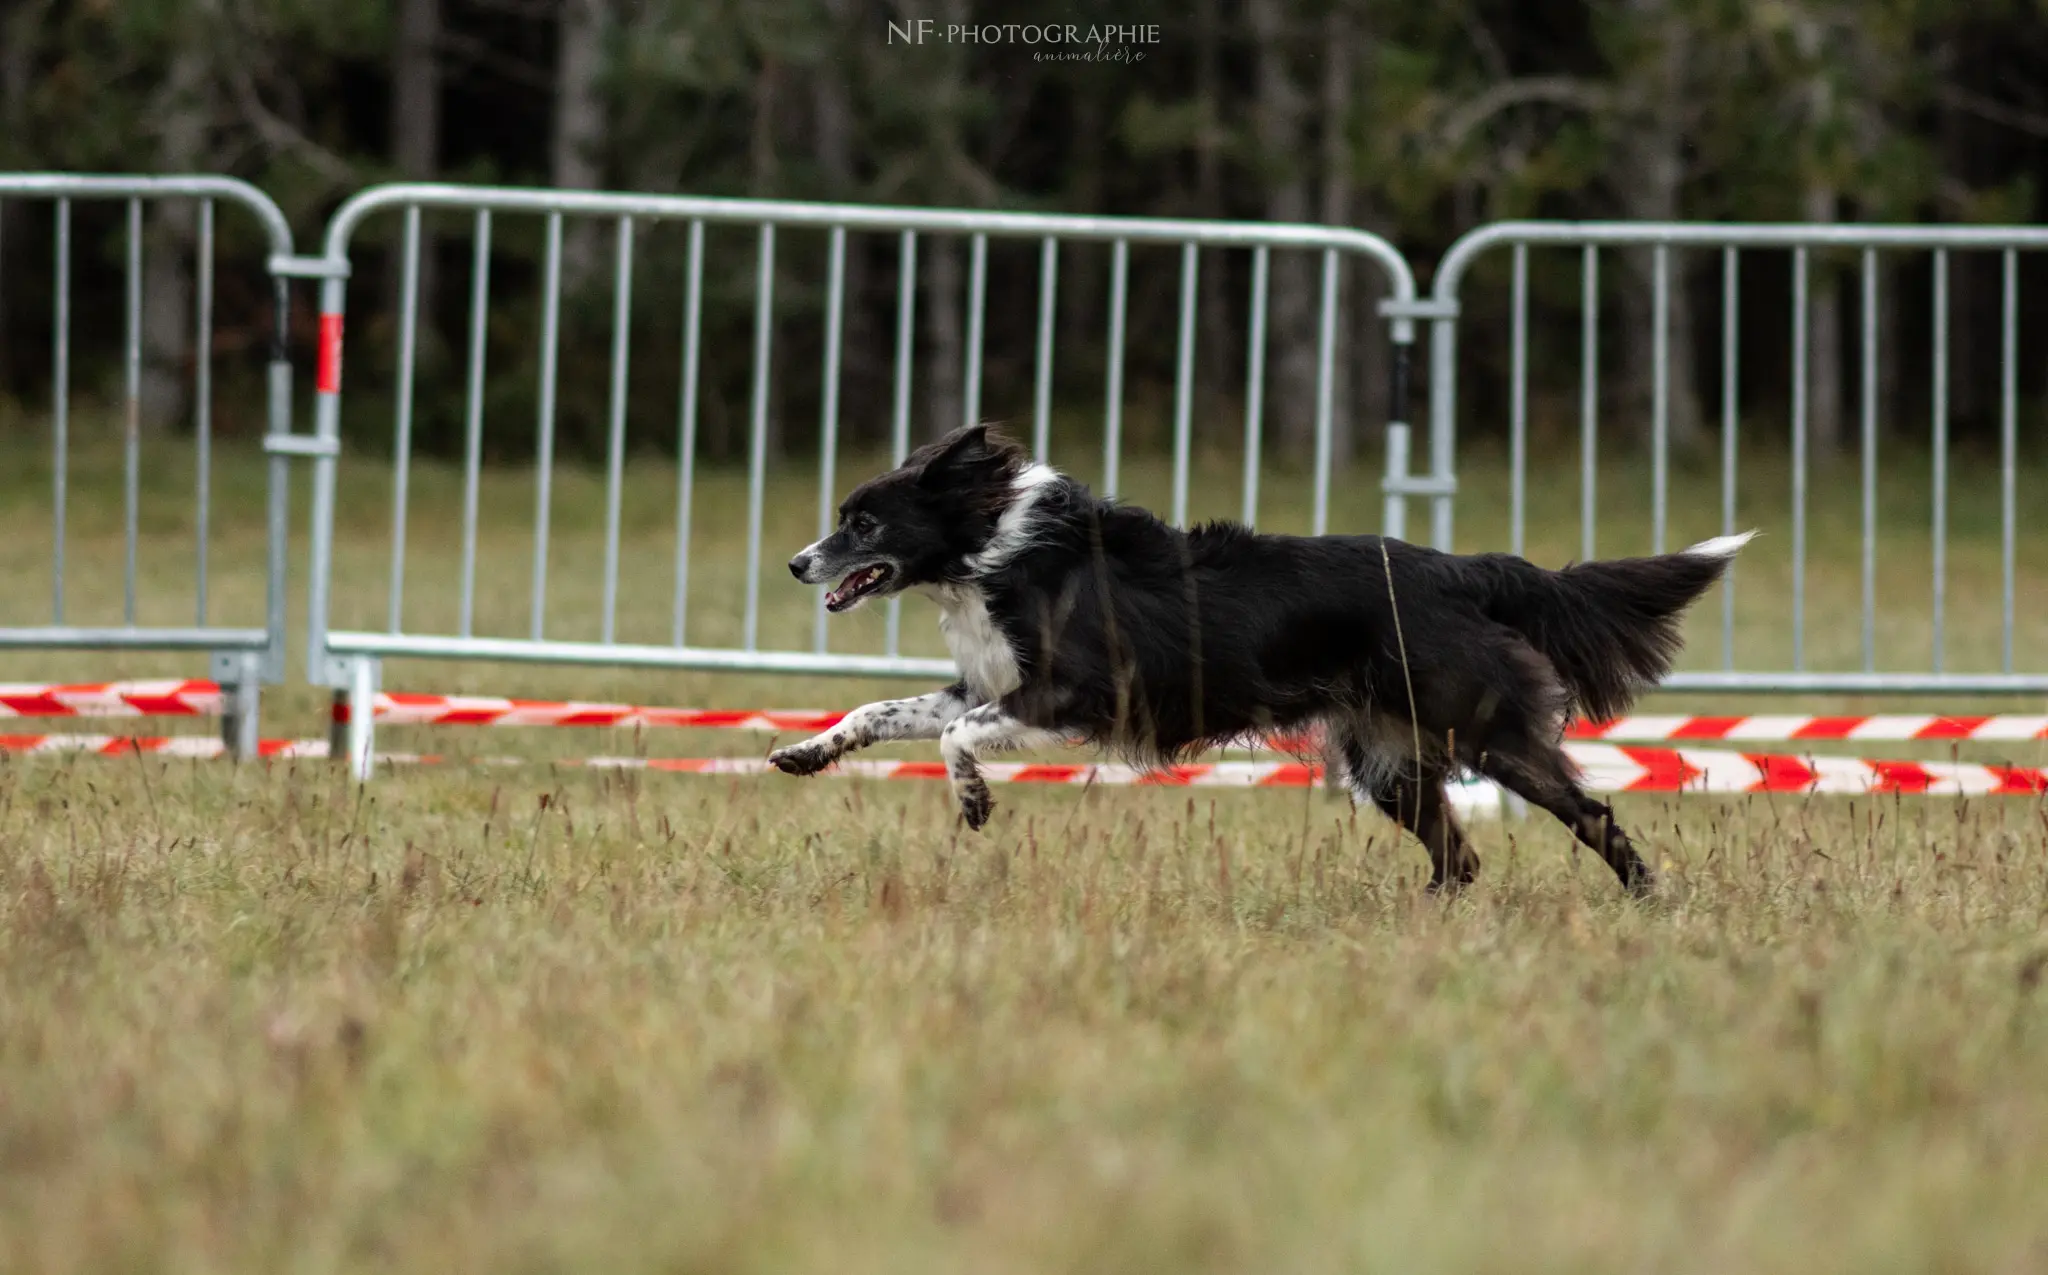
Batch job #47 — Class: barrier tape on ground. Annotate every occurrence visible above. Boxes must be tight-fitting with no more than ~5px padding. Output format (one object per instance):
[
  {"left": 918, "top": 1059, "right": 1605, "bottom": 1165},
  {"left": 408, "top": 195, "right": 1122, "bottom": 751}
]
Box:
[
  {"left": 352, "top": 693, "right": 2048, "bottom": 744},
  {"left": 1566, "top": 714, "right": 2048, "bottom": 742},
  {"left": 0, "top": 680, "right": 224, "bottom": 718},
  {"left": 2, "top": 734, "right": 2044, "bottom": 796},
  {"left": 364, "top": 692, "right": 844, "bottom": 732},
  {"left": 0, "top": 734, "right": 322, "bottom": 758},
  {"left": 1565, "top": 743, "right": 2048, "bottom": 796},
  {"left": 4, "top": 681, "right": 2043, "bottom": 745}
]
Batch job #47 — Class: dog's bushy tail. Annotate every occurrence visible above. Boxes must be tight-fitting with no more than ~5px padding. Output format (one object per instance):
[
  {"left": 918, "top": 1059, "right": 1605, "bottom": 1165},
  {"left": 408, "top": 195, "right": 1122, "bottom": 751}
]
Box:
[{"left": 1483, "top": 532, "right": 1755, "bottom": 723}]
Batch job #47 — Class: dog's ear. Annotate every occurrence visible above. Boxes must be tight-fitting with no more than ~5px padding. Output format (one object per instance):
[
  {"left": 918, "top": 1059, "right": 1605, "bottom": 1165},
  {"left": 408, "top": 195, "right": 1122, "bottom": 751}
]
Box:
[{"left": 916, "top": 423, "right": 994, "bottom": 487}]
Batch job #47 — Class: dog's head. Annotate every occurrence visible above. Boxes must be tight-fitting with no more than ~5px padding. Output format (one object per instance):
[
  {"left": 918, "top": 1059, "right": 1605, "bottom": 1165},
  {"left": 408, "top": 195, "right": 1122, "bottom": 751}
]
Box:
[{"left": 789, "top": 423, "right": 1037, "bottom": 612}]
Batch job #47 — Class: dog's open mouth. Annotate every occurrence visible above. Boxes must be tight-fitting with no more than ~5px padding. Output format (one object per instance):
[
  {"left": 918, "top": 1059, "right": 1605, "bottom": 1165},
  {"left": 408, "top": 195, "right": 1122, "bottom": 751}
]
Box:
[{"left": 825, "top": 563, "right": 894, "bottom": 612}]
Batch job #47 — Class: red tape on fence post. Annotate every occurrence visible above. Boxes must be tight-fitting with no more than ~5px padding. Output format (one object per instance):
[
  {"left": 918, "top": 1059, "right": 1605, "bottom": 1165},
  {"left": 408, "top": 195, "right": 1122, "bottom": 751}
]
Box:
[{"left": 316, "top": 313, "right": 345, "bottom": 394}]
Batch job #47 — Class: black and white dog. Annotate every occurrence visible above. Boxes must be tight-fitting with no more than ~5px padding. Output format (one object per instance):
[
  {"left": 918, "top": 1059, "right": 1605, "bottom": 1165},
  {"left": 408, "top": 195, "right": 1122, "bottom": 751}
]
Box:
[{"left": 773, "top": 423, "right": 1751, "bottom": 895}]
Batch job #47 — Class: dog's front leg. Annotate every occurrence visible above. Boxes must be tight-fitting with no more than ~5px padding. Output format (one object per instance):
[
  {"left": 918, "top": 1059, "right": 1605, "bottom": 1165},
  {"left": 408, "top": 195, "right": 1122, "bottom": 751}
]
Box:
[
  {"left": 938, "top": 701, "right": 1065, "bottom": 830},
  {"left": 769, "top": 682, "right": 975, "bottom": 776}
]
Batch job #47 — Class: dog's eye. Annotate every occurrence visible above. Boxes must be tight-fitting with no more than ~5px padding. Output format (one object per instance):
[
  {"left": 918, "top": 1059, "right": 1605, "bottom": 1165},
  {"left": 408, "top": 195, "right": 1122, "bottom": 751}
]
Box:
[{"left": 849, "top": 513, "right": 878, "bottom": 535}]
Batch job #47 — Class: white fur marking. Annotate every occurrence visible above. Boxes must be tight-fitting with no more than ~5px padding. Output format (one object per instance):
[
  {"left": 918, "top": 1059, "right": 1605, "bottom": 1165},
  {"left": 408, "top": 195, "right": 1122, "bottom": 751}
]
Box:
[
  {"left": 772, "top": 687, "right": 974, "bottom": 773},
  {"left": 1683, "top": 529, "right": 1758, "bottom": 560},
  {"left": 830, "top": 688, "right": 972, "bottom": 749},
  {"left": 915, "top": 463, "right": 1062, "bottom": 700},
  {"left": 941, "top": 703, "right": 1067, "bottom": 810},
  {"left": 964, "top": 463, "right": 1059, "bottom": 576},
  {"left": 925, "top": 583, "right": 1022, "bottom": 700}
]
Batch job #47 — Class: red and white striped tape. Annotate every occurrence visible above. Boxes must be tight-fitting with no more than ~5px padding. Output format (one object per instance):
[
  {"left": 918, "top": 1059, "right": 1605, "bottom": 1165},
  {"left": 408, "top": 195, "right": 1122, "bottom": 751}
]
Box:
[
  {"left": 1565, "top": 713, "right": 2048, "bottom": 743},
  {"left": 364, "top": 692, "right": 844, "bottom": 733},
  {"left": 0, "top": 680, "right": 223, "bottom": 719},
  {"left": 2, "top": 733, "right": 2043, "bottom": 796},
  {"left": 606, "top": 750, "right": 2048, "bottom": 795},
  {"left": 352, "top": 692, "right": 2048, "bottom": 744},
  {"left": 4, "top": 680, "right": 2044, "bottom": 750},
  {"left": 0, "top": 733, "right": 321, "bottom": 758},
  {"left": 1564, "top": 743, "right": 2047, "bottom": 796}
]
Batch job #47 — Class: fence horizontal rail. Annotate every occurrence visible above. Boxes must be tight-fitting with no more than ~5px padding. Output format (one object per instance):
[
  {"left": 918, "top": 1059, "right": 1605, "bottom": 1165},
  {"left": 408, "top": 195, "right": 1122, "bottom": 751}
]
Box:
[{"left": 317, "top": 183, "right": 1423, "bottom": 284}]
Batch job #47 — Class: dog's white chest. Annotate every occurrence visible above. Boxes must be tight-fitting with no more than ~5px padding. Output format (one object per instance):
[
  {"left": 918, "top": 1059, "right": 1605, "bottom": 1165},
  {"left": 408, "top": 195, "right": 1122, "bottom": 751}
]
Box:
[{"left": 927, "top": 585, "right": 1022, "bottom": 700}]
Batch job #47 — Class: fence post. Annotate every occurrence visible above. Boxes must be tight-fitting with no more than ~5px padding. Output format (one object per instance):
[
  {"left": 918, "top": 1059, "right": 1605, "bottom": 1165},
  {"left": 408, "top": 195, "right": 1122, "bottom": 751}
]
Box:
[
  {"left": 1377, "top": 298, "right": 1456, "bottom": 546},
  {"left": 213, "top": 650, "right": 262, "bottom": 758},
  {"left": 329, "top": 656, "right": 380, "bottom": 780}
]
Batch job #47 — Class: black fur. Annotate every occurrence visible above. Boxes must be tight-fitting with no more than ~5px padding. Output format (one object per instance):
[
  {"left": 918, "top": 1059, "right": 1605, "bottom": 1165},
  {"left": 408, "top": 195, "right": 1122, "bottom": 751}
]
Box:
[{"left": 782, "top": 424, "right": 1751, "bottom": 896}]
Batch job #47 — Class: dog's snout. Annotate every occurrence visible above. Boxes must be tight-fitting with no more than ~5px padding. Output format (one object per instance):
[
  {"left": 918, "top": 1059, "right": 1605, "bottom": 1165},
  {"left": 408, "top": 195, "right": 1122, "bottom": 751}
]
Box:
[{"left": 788, "top": 552, "right": 812, "bottom": 580}]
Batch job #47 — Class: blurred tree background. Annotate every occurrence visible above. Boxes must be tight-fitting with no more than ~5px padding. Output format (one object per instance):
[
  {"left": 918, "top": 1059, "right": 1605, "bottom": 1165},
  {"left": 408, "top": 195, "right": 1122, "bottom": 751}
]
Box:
[{"left": 1, "top": 0, "right": 2044, "bottom": 468}]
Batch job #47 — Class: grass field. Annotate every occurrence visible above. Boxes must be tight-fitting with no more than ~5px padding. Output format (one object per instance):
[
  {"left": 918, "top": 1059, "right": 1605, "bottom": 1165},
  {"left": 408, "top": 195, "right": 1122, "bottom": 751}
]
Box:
[{"left": 3, "top": 420, "right": 2047, "bottom": 1272}]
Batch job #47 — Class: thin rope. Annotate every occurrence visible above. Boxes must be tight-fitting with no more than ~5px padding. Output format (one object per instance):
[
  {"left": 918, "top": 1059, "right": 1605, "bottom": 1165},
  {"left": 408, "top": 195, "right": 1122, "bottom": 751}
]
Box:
[{"left": 1379, "top": 536, "right": 1425, "bottom": 790}]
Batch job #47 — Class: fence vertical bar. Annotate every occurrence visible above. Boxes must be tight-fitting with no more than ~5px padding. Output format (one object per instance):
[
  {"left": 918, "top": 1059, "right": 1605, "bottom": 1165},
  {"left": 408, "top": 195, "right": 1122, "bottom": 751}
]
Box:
[
  {"left": 814, "top": 225, "right": 847, "bottom": 652},
  {"left": 530, "top": 212, "right": 563, "bottom": 641},
  {"left": 1033, "top": 237, "right": 1057, "bottom": 465},
  {"left": 260, "top": 258, "right": 290, "bottom": 692},
  {"left": 1311, "top": 248, "right": 1339, "bottom": 536},
  {"left": 1999, "top": 247, "right": 2017, "bottom": 672},
  {"left": 1171, "top": 241, "right": 1198, "bottom": 527},
  {"left": 600, "top": 216, "right": 634, "bottom": 645},
  {"left": 1428, "top": 308, "right": 1455, "bottom": 551},
  {"left": 1791, "top": 246, "right": 1808, "bottom": 671},
  {"left": 1104, "top": 238, "right": 1129, "bottom": 499},
  {"left": 1242, "top": 246, "right": 1270, "bottom": 527},
  {"left": 1416, "top": 289, "right": 1452, "bottom": 549},
  {"left": 1860, "top": 249, "right": 1878, "bottom": 673},
  {"left": 458, "top": 209, "right": 491, "bottom": 639},
  {"left": 195, "top": 199, "right": 214, "bottom": 626},
  {"left": 1509, "top": 243, "right": 1528, "bottom": 557},
  {"left": 307, "top": 268, "right": 350, "bottom": 688},
  {"left": 387, "top": 204, "right": 422, "bottom": 633},
  {"left": 52, "top": 200, "right": 68, "bottom": 623},
  {"left": 672, "top": 219, "right": 704, "bottom": 646},
  {"left": 887, "top": 230, "right": 917, "bottom": 655},
  {"left": 743, "top": 223, "right": 775, "bottom": 652},
  {"left": 307, "top": 259, "right": 344, "bottom": 687},
  {"left": 1580, "top": 245, "right": 1598, "bottom": 563},
  {"left": 1721, "top": 247, "right": 1739, "bottom": 669},
  {"left": 1932, "top": 250, "right": 1949, "bottom": 673},
  {"left": 1651, "top": 243, "right": 1670, "bottom": 554},
  {"left": 964, "top": 232, "right": 987, "bottom": 429},
  {"left": 124, "top": 198, "right": 142, "bottom": 626}
]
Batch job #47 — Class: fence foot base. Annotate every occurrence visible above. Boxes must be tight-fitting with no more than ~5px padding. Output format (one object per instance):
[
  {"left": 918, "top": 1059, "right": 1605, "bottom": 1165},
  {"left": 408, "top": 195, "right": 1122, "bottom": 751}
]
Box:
[
  {"left": 211, "top": 651, "right": 263, "bottom": 760},
  {"left": 327, "top": 656, "right": 380, "bottom": 781}
]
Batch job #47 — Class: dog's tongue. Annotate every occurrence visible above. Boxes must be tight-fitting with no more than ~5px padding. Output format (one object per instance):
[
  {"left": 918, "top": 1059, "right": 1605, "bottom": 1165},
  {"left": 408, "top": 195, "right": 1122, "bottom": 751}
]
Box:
[{"left": 827, "top": 566, "right": 876, "bottom": 608}]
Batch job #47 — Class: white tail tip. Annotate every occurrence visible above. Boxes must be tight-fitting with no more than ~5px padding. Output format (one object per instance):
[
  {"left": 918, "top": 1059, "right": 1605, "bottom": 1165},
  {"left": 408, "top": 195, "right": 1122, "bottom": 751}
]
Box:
[{"left": 1683, "top": 529, "right": 1758, "bottom": 560}]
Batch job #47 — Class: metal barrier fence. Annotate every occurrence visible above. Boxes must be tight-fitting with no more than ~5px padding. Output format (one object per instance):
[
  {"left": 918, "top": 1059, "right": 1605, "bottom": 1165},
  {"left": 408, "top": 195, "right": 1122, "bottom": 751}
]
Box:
[
  {"left": 1422, "top": 222, "right": 2047, "bottom": 696},
  {"left": 0, "top": 174, "right": 323, "bottom": 753},
  {"left": 8, "top": 173, "right": 2042, "bottom": 770},
  {"left": 304, "top": 183, "right": 1422, "bottom": 776}
]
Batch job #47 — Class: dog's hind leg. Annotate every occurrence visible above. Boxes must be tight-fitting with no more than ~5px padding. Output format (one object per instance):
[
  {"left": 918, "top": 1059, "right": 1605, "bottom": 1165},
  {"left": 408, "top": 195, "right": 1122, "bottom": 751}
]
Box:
[
  {"left": 1366, "top": 770, "right": 1480, "bottom": 894},
  {"left": 1477, "top": 743, "right": 1656, "bottom": 896},
  {"left": 1333, "top": 717, "right": 1479, "bottom": 893}
]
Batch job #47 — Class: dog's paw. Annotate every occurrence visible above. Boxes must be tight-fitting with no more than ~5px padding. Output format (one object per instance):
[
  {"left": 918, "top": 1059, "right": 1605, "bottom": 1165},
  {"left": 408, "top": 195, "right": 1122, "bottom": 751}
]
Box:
[
  {"left": 955, "top": 779, "right": 995, "bottom": 831},
  {"left": 769, "top": 740, "right": 837, "bottom": 776}
]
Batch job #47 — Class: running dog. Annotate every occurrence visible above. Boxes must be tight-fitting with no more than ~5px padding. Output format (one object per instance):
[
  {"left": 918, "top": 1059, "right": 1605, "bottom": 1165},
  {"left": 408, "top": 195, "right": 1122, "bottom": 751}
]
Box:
[{"left": 772, "top": 423, "right": 1751, "bottom": 895}]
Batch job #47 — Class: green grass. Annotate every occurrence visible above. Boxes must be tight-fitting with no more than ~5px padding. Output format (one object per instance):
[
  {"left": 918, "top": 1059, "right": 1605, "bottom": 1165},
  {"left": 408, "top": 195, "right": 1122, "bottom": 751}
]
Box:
[
  {"left": 2, "top": 422, "right": 2048, "bottom": 1272},
  {"left": 5, "top": 756, "right": 2048, "bottom": 1272}
]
